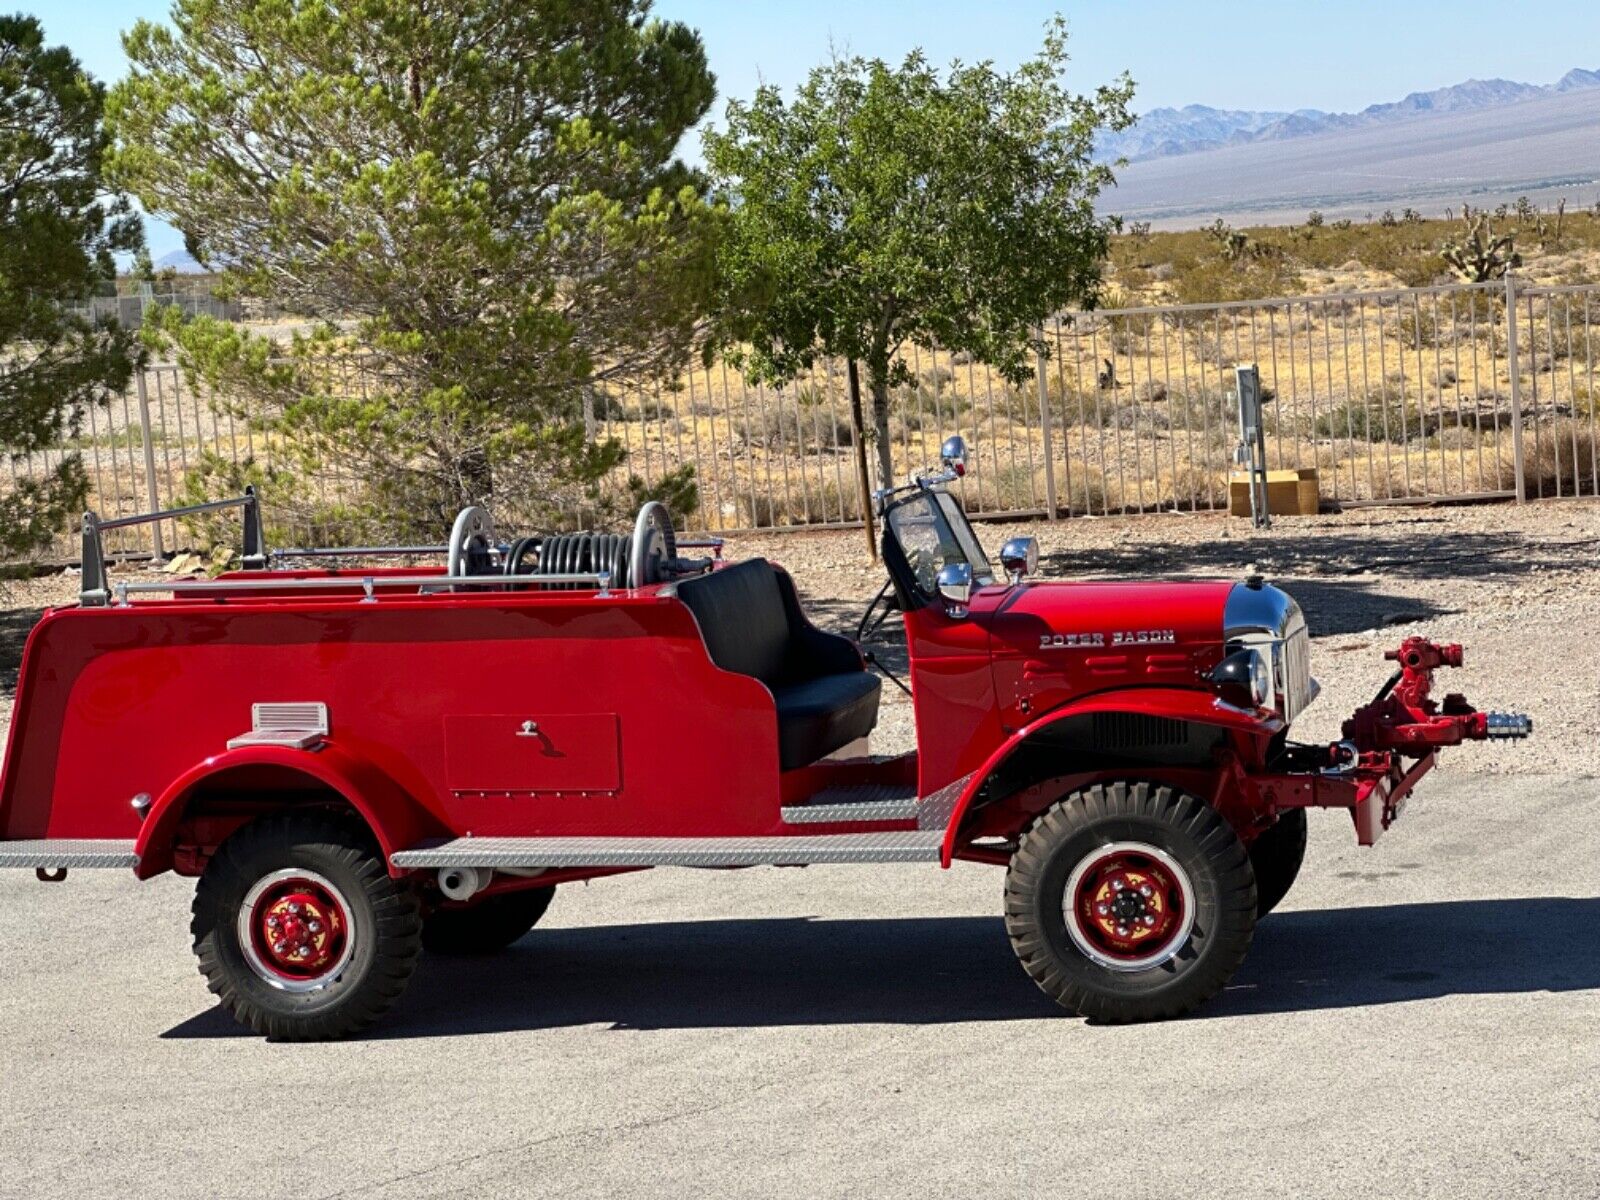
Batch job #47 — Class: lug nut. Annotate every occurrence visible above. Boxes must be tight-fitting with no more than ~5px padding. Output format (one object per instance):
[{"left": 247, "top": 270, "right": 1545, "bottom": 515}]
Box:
[
  {"left": 1116, "top": 925, "right": 1129, "bottom": 937},
  {"left": 1096, "top": 904, "right": 1109, "bottom": 916},
  {"left": 307, "top": 920, "right": 322, "bottom": 934},
  {"left": 1111, "top": 879, "right": 1124, "bottom": 891},
  {"left": 1143, "top": 915, "right": 1156, "bottom": 926},
  {"left": 265, "top": 916, "right": 279, "bottom": 929},
  {"left": 1139, "top": 885, "right": 1152, "bottom": 897},
  {"left": 273, "top": 940, "right": 287, "bottom": 955},
  {"left": 288, "top": 902, "right": 303, "bottom": 915}
]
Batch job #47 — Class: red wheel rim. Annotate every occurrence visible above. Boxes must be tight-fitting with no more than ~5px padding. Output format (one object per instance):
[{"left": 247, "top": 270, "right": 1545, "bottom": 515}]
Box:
[
  {"left": 237, "top": 869, "right": 354, "bottom": 992},
  {"left": 1063, "top": 842, "right": 1194, "bottom": 972}
]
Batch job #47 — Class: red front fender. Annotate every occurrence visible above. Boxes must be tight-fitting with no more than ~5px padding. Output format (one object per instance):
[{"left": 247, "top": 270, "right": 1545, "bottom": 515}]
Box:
[
  {"left": 134, "top": 741, "right": 440, "bottom": 879},
  {"left": 938, "top": 687, "right": 1281, "bottom": 867}
]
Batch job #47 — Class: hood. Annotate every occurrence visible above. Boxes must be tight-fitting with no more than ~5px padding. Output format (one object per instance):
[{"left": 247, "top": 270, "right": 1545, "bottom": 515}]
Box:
[
  {"left": 981, "top": 578, "right": 1236, "bottom": 653},
  {"left": 979, "top": 579, "right": 1237, "bottom": 727}
]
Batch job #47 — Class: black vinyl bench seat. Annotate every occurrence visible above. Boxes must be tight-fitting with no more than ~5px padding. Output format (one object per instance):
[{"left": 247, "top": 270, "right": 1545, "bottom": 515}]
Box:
[{"left": 675, "top": 559, "right": 881, "bottom": 770}]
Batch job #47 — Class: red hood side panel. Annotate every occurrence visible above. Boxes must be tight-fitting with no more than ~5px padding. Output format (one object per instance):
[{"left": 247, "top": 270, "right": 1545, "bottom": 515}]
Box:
[{"left": 986, "top": 579, "right": 1235, "bottom": 734}]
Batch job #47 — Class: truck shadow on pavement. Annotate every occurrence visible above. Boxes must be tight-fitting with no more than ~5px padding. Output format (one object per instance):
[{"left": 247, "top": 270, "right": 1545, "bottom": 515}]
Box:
[{"left": 162, "top": 896, "right": 1599, "bottom": 1038}]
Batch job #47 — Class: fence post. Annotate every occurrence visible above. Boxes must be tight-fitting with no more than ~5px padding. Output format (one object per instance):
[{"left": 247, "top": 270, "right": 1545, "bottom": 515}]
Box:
[
  {"left": 133, "top": 368, "right": 165, "bottom": 558},
  {"left": 1504, "top": 272, "right": 1526, "bottom": 503},
  {"left": 1035, "top": 329, "right": 1059, "bottom": 520}
]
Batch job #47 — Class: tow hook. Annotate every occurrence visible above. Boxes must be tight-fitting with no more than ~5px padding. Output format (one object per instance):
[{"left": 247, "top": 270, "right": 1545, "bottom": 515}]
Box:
[
  {"left": 35, "top": 868, "right": 67, "bottom": 883},
  {"left": 1320, "top": 741, "right": 1362, "bottom": 775}
]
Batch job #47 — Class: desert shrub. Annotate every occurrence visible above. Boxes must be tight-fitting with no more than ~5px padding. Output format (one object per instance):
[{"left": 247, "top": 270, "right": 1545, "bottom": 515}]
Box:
[
  {"left": 1164, "top": 459, "right": 1227, "bottom": 510},
  {"left": 625, "top": 464, "right": 699, "bottom": 521},
  {"left": 739, "top": 403, "right": 852, "bottom": 452},
  {"left": 738, "top": 475, "right": 863, "bottom": 527},
  {"left": 1514, "top": 418, "right": 1600, "bottom": 496},
  {"left": 1059, "top": 464, "right": 1109, "bottom": 515},
  {"left": 1311, "top": 391, "right": 1428, "bottom": 443},
  {"left": 971, "top": 463, "right": 1043, "bottom": 513}
]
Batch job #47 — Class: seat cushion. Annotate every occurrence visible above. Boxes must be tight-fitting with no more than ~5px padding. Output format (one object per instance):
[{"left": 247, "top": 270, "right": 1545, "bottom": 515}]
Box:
[
  {"left": 675, "top": 559, "right": 790, "bottom": 684},
  {"left": 771, "top": 672, "right": 882, "bottom": 771}
]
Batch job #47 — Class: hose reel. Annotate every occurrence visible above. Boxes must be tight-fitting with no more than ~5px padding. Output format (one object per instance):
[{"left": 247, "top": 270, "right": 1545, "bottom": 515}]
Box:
[{"left": 484, "top": 501, "right": 701, "bottom": 590}]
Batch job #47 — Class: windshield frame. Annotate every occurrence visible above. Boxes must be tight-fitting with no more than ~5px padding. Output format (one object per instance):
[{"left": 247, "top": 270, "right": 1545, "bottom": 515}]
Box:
[{"left": 882, "top": 484, "right": 995, "bottom": 604}]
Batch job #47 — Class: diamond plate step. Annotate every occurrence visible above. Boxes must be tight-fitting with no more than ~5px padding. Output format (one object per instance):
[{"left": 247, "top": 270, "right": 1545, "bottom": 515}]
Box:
[
  {"left": 0, "top": 839, "right": 139, "bottom": 869},
  {"left": 390, "top": 831, "right": 944, "bottom": 869},
  {"left": 781, "top": 782, "right": 920, "bottom": 825}
]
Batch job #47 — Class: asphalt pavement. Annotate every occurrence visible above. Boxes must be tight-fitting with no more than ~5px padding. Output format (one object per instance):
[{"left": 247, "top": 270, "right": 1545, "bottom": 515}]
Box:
[{"left": 1, "top": 771, "right": 1597, "bottom": 1200}]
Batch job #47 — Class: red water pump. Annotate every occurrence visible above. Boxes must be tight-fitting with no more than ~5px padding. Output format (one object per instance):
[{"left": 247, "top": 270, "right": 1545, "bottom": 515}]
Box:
[{"left": 1342, "top": 636, "right": 1532, "bottom": 754}]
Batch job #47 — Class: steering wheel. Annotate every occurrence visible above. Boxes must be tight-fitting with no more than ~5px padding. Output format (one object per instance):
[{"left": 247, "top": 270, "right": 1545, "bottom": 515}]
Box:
[
  {"left": 447, "top": 505, "right": 496, "bottom": 578},
  {"left": 630, "top": 501, "right": 677, "bottom": 587}
]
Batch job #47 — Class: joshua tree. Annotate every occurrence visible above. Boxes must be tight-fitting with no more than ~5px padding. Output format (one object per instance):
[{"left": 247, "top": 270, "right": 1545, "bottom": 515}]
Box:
[{"left": 1440, "top": 214, "right": 1520, "bottom": 282}]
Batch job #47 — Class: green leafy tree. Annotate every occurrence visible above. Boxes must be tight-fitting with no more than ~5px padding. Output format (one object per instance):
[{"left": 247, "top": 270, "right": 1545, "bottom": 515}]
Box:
[
  {"left": 108, "top": 0, "right": 718, "bottom": 539},
  {"left": 0, "top": 17, "right": 140, "bottom": 559},
  {"left": 704, "top": 18, "right": 1132, "bottom": 488}
]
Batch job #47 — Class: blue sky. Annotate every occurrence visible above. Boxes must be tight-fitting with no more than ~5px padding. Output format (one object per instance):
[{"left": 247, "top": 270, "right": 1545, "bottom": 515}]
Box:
[{"left": 41, "top": 0, "right": 1600, "bottom": 257}]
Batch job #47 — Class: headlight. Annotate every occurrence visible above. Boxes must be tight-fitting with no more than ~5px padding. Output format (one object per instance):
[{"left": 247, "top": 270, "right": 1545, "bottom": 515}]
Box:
[{"left": 1212, "top": 647, "right": 1273, "bottom": 710}]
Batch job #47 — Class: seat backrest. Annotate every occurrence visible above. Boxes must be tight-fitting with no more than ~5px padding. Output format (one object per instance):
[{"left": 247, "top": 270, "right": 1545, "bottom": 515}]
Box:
[{"left": 674, "top": 558, "right": 791, "bottom": 685}]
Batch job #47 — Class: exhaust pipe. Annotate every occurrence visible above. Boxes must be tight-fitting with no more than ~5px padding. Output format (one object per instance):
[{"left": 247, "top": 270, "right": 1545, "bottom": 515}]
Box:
[{"left": 437, "top": 865, "right": 491, "bottom": 901}]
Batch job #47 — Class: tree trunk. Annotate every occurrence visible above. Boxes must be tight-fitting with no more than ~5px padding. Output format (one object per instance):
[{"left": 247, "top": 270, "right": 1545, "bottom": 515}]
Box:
[
  {"left": 869, "top": 370, "right": 893, "bottom": 491},
  {"left": 846, "top": 359, "right": 878, "bottom": 561}
]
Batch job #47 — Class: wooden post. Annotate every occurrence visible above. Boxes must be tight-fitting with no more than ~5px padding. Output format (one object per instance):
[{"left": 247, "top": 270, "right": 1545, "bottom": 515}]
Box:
[{"left": 847, "top": 359, "right": 878, "bottom": 561}]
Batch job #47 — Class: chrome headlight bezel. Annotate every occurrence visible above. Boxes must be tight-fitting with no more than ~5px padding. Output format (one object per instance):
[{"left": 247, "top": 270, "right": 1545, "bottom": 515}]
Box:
[{"left": 1211, "top": 647, "right": 1272, "bottom": 709}]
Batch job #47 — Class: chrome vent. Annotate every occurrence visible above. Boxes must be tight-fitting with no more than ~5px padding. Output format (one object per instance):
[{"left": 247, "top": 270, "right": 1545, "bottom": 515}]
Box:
[{"left": 226, "top": 702, "right": 329, "bottom": 750}]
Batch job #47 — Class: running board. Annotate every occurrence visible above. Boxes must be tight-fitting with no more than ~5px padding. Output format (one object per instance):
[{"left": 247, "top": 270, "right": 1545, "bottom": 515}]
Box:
[
  {"left": 391, "top": 831, "right": 944, "bottom": 869},
  {"left": 781, "top": 782, "right": 919, "bottom": 825},
  {"left": 0, "top": 840, "right": 139, "bottom": 869}
]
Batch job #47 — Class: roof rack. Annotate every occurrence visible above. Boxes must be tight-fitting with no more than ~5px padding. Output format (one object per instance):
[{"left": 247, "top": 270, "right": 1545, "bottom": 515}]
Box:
[{"left": 80, "top": 488, "right": 266, "bottom": 607}]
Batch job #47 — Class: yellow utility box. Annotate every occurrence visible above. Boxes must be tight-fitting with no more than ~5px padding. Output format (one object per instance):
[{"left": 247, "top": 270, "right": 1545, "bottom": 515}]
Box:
[{"left": 1229, "top": 467, "right": 1320, "bottom": 517}]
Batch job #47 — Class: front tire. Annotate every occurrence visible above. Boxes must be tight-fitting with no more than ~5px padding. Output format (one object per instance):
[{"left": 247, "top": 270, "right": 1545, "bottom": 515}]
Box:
[
  {"left": 191, "top": 813, "right": 422, "bottom": 1041},
  {"left": 422, "top": 886, "right": 555, "bottom": 955},
  {"left": 1249, "top": 808, "right": 1308, "bottom": 917},
  {"left": 1004, "top": 781, "right": 1257, "bottom": 1023}
]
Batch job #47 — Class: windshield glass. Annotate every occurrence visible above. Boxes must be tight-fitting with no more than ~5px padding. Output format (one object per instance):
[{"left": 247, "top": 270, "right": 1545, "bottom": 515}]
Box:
[{"left": 886, "top": 488, "right": 994, "bottom": 596}]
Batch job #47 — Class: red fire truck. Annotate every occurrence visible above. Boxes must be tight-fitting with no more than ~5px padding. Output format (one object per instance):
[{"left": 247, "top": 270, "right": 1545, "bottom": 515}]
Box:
[{"left": 0, "top": 438, "right": 1529, "bottom": 1039}]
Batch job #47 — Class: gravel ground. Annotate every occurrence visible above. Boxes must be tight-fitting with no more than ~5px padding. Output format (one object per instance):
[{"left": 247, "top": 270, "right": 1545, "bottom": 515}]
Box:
[{"left": 3, "top": 499, "right": 1595, "bottom": 774}]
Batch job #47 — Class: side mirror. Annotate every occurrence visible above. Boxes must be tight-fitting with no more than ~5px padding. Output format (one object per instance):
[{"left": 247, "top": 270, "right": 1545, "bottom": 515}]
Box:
[
  {"left": 999, "top": 536, "right": 1039, "bottom": 584},
  {"left": 939, "top": 435, "right": 968, "bottom": 477},
  {"left": 937, "top": 561, "right": 974, "bottom": 615}
]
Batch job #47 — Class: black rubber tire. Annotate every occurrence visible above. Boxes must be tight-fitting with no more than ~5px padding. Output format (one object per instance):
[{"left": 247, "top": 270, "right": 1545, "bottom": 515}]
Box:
[
  {"left": 1249, "top": 808, "right": 1308, "bottom": 917},
  {"left": 422, "top": 886, "right": 556, "bottom": 956},
  {"left": 1004, "top": 781, "right": 1257, "bottom": 1023},
  {"left": 191, "top": 813, "right": 422, "bottom": 1041}
]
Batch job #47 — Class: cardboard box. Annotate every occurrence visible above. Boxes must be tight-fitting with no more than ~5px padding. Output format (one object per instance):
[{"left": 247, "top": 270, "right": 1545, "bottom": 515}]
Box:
[{"left": 1229, "top": 467, "right": 1320, "bottom": 517}]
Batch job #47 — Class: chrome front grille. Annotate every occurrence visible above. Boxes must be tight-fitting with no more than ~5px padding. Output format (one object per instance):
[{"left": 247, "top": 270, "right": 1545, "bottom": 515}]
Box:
[
  {"left": 1277, "top": 619, "right": 1314, "bottom": 723},
  {"left": 1224, "top": 582, "right": 1317, "bottom": 725}
]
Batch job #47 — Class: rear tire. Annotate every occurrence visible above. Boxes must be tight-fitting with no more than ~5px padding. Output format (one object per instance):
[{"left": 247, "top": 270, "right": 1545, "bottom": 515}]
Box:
[
  {"left": 1004, "top": 781, "right": 1257, "bottom": 1023},
  {"left": 422, "top": 886, "right": 555, "bottom": 956},
  {"left": 191, "top": 813, "right": 421, "bottom": 1041},
  {"left": 1249, "top": 808, "right": 1308, "bottom": 917}
]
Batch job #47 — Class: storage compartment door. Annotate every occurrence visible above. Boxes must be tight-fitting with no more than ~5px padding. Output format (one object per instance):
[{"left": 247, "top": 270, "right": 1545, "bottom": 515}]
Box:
[{"left": 444, "top": 714, "right": 622, "bottom": 794}]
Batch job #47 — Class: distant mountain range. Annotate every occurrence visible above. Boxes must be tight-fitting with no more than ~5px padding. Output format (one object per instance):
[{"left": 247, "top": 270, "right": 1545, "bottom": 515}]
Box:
[
  {"left": 1100, "top": 68, "right": 1600, "bottom": 162},
  {"left": 154, "top": 246, "right": 204, "bottom": 273}
]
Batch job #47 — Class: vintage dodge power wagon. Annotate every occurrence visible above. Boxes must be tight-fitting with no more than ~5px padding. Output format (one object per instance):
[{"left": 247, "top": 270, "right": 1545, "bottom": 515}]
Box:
[{"left": 0, "top": 437, "right": 1529, "bottom": 1039}]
